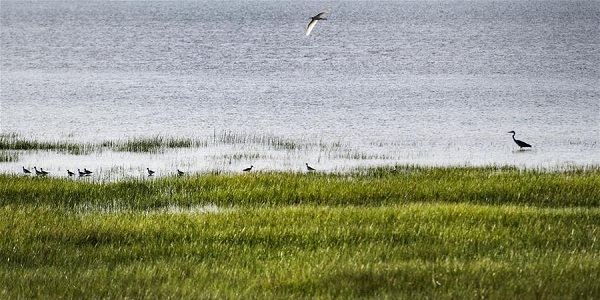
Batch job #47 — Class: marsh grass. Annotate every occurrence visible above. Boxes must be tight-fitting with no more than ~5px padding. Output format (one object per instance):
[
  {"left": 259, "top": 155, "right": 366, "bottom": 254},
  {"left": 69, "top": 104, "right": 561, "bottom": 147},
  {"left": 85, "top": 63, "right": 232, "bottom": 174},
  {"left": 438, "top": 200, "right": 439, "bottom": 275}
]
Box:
[
  {"left": 1, "top": 204, "right": 598, "bottom": 299},
  {"left": 0, "top": 150, "right": 18, "bottom": 162},
  {"left": 0, "top": 134, "right": 90, "bottom": 155},
  {"left": 1, "top": 166, "right": 598, "bottom": 299},
  {"left": 114, "top": 136, "right": 208, "bottom": 152},
  {"left": 1, "top": 166, "right": 598, "bottom": 209},
  {"left": 0, "top": 132, "right": 344, "bottom": 155},
  {"left": 217, "top": 131, "right": 303, "bottom": 150}
]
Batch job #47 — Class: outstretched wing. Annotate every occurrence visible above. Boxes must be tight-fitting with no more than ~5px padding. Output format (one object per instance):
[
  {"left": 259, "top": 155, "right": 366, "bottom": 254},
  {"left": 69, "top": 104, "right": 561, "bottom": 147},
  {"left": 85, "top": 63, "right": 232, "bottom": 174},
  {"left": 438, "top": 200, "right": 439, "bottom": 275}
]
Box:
[
  {"left": 313, "top": 11, "right": 327, "bottom": 19},
  {"left": 306, "top": 19, "right": 319, "bottom": 36}
]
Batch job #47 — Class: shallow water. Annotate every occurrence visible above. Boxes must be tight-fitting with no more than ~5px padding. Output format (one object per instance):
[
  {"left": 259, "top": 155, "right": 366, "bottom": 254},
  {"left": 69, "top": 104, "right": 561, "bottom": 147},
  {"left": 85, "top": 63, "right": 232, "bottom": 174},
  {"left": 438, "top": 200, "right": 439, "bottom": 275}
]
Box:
[{"left": 1, "top": 0, "right": 598, "bottom": 177}]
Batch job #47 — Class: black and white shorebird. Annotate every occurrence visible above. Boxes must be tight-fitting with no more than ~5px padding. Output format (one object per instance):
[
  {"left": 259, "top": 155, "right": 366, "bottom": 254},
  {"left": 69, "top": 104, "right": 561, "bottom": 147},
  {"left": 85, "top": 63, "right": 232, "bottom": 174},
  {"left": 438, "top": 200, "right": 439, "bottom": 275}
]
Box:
[
  {"left": 177, "top": 169, "right": 185, "bottom": 176},
  {"left": 306, "top": 163, "right": 316, "bottom": 171},
  {"left": 84, "top": 168, "right": 93, "bottom": 175},
  {"left": 34, "top": 167, "right": 46, "bottom": 176},
  {"left": 508, "top": 131, "right": 532, "bottom": 150},
  {"left": 67, "top": 170, "right": 75, "bottom": 177},
  {"left": 23, "top": 166, "right": 32, "bottom": 175},
  {"left": 147, "top": 168, "right": 155, "bottom": 176},
  {"left": 243, "top": 165, "right": 253, "bottom": 172},
  {"left": 306, "top": 11, "right": 327, "bottom": 36},
  {"left": 39, "top": 168, "right": 49, "bottom": 176},
  {"left": 78, "top": 169, "right": 87, "bottom": 177}
]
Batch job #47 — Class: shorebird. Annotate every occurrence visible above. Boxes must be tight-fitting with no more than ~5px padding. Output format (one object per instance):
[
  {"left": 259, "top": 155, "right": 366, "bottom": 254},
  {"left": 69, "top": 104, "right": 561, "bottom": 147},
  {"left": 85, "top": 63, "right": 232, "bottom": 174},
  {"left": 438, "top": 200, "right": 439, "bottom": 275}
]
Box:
[
  {"left": 84, "top": 168, "right": 93, "bottom": 175},
  {"left": 34, "top": 167, "right": 45, "bottom": 176},
  {"left": 177, "top": 169, "right": 185, "bottom": 176},
  {"left": 306, "top": 163, "right": 316, "bottom": 171},
  {"left": 243, "top": 165, "right": 253, "bottom": 172},
  {"left": 78, "top": 169, "right": 87, "bottom": 177},
  {"left": 147, "top": 168, "right": 155, "bottom": 176},
  {"left": 23, "top": 166, "right": 32, "bottom": 174},
  {"left": 508, "top": 131, "right": 532, "bottom": 150},
  {"left": 67, "top": 170, "right": 75, "bottom": 177},
  {"left": 306, "top": 11, "right": 327, "bottom": 36},
  {"left": 39, "top": 168, "right": 49, "bottom": 176}
]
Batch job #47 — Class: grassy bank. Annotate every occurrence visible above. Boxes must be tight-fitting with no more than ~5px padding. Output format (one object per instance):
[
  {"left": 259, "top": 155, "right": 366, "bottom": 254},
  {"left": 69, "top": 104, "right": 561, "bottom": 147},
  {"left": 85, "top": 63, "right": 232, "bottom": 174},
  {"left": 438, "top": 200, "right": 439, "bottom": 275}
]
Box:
[
  {"left": 1, "top": 166, "right": 598, "bottom": 299},
  {"left": 2, "top": 166, "right": 598, "bottom": 209}
]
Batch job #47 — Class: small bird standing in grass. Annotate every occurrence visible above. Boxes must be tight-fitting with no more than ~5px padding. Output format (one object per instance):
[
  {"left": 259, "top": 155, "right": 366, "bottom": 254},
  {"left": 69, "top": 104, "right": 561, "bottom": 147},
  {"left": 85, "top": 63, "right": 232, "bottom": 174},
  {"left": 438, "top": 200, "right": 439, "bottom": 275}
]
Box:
[
  {"left": 23, "top": 166, "right": 31, "bottom": 175},
  {"left": 147, "top": 168, "right": 155, "bottom": 176},
  {"left": 306, "top": 163, "right": 316, "bottom": 171},
  {"left": 177, "top": 169, "right": 185, "bottom": 176},
  {"left": 243, "top": 165, "right": 253, "bottom": 172},
  {"left": 67, "top": 170, "right": 75, "bottom": 177}
]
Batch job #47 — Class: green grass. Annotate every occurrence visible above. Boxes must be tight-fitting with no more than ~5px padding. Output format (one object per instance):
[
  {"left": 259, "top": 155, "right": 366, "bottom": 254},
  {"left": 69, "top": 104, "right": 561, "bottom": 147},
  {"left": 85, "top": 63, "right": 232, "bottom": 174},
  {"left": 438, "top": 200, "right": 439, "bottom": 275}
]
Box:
[
  {"left": 2, "top": 166, "right": 598, "bottom": 209},
  {"left": 0, "top": 134, "right": 89, "bottom": 155},
  {"left": 0, "top": 150, "right": 18, "bottom": 162},
  {"left": 1, "top": 166, "right": 599, "bottom": 299},
  {"left": 0, "top": 132, "right": 319, "bottom": 154}
]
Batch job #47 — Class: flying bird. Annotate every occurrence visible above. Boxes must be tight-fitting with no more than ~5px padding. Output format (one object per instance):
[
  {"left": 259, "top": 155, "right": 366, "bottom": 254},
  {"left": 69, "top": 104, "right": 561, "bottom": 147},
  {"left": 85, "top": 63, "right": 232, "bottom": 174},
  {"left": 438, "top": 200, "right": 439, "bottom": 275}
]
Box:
[
  {"left": 306, "top": 11, "right": 327, "bottom": 36},
  {"left": 508, "top": 131, "right": 532, "bottom": 149},
  {"left": 306, "top": 163, "right": 316, "bottom": 171},
  {"left": 243, "top": 165, "right": 253, "bottom": 172}
]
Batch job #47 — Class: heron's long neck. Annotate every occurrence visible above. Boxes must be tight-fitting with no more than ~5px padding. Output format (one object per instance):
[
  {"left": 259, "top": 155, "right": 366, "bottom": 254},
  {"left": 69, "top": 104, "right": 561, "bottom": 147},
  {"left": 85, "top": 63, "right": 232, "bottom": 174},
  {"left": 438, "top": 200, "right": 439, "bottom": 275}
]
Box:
[{"left": 512, "top": 133, "right": 516, "bottom": 141}]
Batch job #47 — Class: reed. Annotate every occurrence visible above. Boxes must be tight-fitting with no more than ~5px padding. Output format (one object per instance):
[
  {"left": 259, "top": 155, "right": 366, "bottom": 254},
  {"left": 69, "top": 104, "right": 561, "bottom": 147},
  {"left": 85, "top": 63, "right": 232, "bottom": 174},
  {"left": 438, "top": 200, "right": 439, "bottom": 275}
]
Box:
[{"left": 0, "top": 150, "right": 18, "bottom": 162}]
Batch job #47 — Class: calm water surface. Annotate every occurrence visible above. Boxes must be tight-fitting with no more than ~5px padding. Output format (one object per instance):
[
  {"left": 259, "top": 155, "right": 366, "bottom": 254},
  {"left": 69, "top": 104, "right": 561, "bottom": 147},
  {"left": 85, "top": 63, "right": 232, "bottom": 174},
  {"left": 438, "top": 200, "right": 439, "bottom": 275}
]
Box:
[{"left": 1, "top": 0, "right": 598, "bottom": 177}]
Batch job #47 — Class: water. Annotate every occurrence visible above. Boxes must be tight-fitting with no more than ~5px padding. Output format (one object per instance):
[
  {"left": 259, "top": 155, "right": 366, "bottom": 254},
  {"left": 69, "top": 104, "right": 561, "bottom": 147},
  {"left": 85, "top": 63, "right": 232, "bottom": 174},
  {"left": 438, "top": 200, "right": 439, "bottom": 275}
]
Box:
[{"left": 1, "top": 0, "right": 599, "bottom": 178}]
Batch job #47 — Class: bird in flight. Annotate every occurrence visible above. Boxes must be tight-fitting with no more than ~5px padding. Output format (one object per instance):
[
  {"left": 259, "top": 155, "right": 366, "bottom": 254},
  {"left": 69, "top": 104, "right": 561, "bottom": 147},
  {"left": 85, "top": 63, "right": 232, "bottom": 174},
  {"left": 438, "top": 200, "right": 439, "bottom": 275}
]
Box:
[
  {"left": 306, "top": 11, "right": 328, "bottom": 36},
  {"left": 508, "top": 131, "right": 532, "bottom": 150}
]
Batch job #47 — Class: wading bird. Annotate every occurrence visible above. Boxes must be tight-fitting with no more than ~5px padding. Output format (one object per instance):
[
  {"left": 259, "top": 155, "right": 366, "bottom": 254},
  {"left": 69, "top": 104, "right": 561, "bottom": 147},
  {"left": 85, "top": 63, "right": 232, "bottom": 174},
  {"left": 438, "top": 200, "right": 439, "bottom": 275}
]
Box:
[
  {"left": 306, "top": 163, "right": 316, "bottom": 171},
  {"left": 67, "top": 170, "right": 75, "bottom": 177},
  {"left": 306, "top": 11, "right": 327, "bottom": 36},
  {"left": 243, "top": 165, "right": 253, "bottom": 172},
  {"left": 147, "top": 168, "right": 155, "bottom": 176},
  {"left": 23, "top": 166, "right": 31, "bottom": 174},
  {"left": 177, "top": 169, "right": 185, "bottom": 176},
  {"left": 34, "top": 167, "right": 45, "bottom": 176},
  {"left": 78, "top": 169, "right": 87, "bottom": 177},
  {"left": 84, "top": 168, "right": 93, "bottom": 175},
  {"left": 508, "top": 131, "right": 532, "bottom": 149},
  {"left": 39, "top": 168, "right": 49, "bottom": 176}
]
